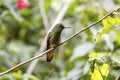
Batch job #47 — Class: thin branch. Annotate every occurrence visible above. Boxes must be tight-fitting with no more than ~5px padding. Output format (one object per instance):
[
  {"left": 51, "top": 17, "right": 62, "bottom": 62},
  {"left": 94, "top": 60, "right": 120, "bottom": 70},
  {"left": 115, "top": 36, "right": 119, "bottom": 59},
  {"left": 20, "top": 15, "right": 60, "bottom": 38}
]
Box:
[
  {"left": 0, "top": 48, "right": 54, "bottom": 76},
  {"left": 25, "top": 36, "right": 47, "bottom": 75},
  {"left": 39, "top": 0, "right": 50, "bottom": 31},
  {"left": 59, "top": 8, "right": 116, "bottom": 46},
  {"left": 46, "top": 67, "right": 55, "bottom": 80},
  {"left": 0, "top": 8, "right": 118, "bottom": 76}
]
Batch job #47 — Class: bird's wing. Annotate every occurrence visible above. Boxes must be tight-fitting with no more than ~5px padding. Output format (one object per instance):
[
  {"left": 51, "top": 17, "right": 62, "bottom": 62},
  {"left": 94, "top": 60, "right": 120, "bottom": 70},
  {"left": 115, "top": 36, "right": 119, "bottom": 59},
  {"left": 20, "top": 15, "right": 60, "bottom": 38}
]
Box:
[{"left": 46, "top": 32, "right": 54, "bottom": 62}]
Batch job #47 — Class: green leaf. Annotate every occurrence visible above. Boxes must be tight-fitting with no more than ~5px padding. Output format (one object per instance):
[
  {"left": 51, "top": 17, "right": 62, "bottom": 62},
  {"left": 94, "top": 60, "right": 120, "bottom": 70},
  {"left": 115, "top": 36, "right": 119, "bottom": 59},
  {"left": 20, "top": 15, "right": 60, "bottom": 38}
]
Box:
[
  {"left": 12, "top": 71, "right": 22, "bottom": 79},
  {"left": 89, "top": 54, "right": 109, "bottom": 80},
  {"left": 90, "top": 63, "right": 109, "bottom": 80},
  {"left": 90, "top": 63, "right": 103, "bottom": 80},
  {"left": 24, "top": 74, "right": 39, "bottom": 80},
  {"left": 115, "top": 30, "right": 120, "bottom": 45},
  {"left": 97, "top": 16, "right": 120, "bottom": 41},
  {"left": 88, "top": 52, "right": 104, "bottom": 63},
  {"left": 89, "top": 52, "right": 103, "bottom": 58},
  {"left": 100, "top": 63, "right": 109, "bottom": 77},
  {"left": 89, "top": 52, "right": 109, "bottom": 79}
]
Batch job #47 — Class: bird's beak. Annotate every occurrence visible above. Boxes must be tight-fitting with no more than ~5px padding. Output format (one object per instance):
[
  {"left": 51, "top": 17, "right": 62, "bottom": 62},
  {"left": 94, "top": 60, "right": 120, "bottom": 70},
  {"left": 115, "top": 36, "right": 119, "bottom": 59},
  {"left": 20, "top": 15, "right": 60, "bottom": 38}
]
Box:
[{"left": 64, "top": 27, "right": 71, "bottom": 28}]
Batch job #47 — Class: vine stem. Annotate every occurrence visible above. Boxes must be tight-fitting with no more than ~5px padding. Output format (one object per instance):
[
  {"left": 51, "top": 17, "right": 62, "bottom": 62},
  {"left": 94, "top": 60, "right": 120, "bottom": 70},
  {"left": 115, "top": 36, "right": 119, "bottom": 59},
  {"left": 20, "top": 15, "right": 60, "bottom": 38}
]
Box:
[{"left": 0, "top": 8, "right": 118, "bottom": 76}]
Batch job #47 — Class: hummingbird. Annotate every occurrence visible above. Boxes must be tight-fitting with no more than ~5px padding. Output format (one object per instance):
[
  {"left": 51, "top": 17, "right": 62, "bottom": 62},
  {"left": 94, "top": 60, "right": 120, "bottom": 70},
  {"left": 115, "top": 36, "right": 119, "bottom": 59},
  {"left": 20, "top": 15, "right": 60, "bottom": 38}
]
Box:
[{"left": 46, "top": 23, "right": 66, "bottom": 62}]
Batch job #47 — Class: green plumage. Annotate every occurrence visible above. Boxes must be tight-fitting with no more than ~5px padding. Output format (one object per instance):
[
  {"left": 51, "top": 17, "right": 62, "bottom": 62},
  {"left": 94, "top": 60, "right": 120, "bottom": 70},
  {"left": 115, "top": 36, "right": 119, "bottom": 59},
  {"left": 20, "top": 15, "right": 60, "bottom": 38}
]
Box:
[{"left": 46, "top": 23, "right": 65, "bottom": 62}]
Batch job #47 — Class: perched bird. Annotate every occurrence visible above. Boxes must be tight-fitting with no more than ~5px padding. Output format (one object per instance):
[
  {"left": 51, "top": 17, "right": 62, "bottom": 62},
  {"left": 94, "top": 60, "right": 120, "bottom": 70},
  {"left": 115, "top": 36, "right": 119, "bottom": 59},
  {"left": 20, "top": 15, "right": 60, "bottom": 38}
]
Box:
[{"left": 46, "top": 23, "right": 65, "bottom": 62}]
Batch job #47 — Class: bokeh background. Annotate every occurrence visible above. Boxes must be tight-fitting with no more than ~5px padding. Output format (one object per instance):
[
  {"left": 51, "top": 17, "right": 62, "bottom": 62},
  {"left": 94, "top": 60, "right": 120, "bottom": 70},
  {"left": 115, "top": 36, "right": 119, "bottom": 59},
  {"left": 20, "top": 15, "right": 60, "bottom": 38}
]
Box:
[{"left": 0, "top": 0, "right": 120, "bottom": 80}]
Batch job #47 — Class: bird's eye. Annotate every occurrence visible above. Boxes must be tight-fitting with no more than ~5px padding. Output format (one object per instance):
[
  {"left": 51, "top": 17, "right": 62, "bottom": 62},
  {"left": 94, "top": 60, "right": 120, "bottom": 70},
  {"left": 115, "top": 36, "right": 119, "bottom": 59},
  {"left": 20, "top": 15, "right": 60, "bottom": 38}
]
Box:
[{"left": 60, "top": 25, "right": 64, "bottom": 27}]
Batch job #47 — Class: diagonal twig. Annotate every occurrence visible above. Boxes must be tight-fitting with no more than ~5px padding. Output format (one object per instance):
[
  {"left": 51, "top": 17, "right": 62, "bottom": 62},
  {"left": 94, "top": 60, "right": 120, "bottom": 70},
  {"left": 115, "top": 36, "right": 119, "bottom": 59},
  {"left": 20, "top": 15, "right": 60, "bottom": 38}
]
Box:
[{"left": 46, "top": 67, "right": 55, "bottom": 80}]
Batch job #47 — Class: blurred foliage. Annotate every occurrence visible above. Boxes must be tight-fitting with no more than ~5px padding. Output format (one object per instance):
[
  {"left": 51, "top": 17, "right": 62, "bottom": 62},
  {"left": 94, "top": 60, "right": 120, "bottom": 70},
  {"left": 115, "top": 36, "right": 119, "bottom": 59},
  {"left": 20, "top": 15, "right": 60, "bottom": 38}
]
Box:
[
  {"left": 97, "top": 16, "right": 120, "bottom": 41},
  {"left": 0, "top": 0, "right": 120, "bottom": 80},
  {"left": 89, "top": 53, "right": 109, "bottom": 80}
]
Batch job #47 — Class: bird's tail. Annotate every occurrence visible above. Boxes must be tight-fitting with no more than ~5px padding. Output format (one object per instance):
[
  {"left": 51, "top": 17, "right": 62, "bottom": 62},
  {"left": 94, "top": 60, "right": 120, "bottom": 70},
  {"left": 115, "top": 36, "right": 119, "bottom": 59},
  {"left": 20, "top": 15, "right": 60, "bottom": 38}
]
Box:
[{"left": 47, "top": 49, "right": 54, "bottom": 62}]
